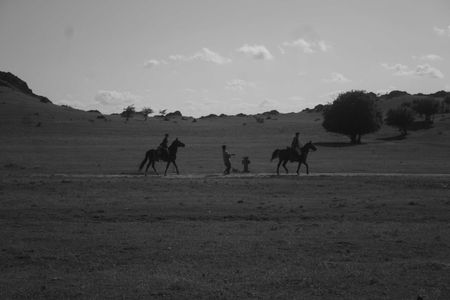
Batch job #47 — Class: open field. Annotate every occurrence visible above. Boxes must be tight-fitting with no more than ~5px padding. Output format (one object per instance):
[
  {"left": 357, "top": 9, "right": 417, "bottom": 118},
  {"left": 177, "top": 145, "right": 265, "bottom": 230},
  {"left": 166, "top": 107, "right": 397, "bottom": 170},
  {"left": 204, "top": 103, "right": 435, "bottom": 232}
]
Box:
[
  {"left": 1, "top": 175, "right": 450, "bottom": 299},
  {"left": 1, "top": 87, "right": 450, "bottom": 299}
]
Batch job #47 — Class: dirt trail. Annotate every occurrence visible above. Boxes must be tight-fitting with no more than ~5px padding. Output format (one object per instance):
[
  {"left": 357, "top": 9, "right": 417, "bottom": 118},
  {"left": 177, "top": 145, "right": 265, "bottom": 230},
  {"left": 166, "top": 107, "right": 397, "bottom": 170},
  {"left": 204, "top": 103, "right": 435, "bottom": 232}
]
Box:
[{"left": 29, "top": 172, "right": 450, "bottom": 179}]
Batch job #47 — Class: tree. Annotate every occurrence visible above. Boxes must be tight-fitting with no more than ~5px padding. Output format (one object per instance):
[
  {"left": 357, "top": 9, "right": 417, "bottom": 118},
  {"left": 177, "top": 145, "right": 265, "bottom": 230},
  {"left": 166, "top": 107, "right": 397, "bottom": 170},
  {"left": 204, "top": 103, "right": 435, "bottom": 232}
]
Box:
[
  {"left": 322, "top": 90, "right": 382, "bottom": 144},
  {"left": 444, "top": 95, "right": 450, "bottom": 106},
  {"left": 385, "top": 107, "right": 415, "bottom": 136},
  {"left": 411, "top": 97, "right": 440, "bottom": 123},
  {"left": 443, "top": 95, "right": 450, "bottom": 113},
  {"left": 122, "top": 105, "right": 135, "bottom": 122},
  {"left": 141, "top": 107, "right": 154, "bottom": 121},
  {"left": 159, "top": 109, "right": 167, "bottom": 116}
]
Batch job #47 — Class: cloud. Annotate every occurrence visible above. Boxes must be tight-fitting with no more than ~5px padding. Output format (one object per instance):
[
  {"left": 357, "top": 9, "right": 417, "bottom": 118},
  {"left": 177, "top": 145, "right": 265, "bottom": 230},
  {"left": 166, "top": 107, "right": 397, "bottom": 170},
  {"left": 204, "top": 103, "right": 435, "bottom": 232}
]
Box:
[
  {"left": 282, "top": 38, "right": 331, "bottom": 54},
  {"left": 321, "top": 90, "right": 345, "bottom": 101},
  {"left": 412, "top": 54, "right": 443, "bottom": 61},
  {"left": 236, "top": 44, "right": 274, "bottom": 60},
  {"left": 94, "top": 90, "right": 142, "bottom": 108},
  {"left": 288, "top": 96, "right": 304, "bottom": 102},
  {"left": 381, "top": 63, "right": 409, "bottom": 74},
  {"left": 433, "top": 25, "right": 450, "bottom": 37},
  {"left": 324, "top": 72, "right": 351, "bottom": 83},
  {"left": 382, "top": 63, "right": 444, "bottom": 79},
  {"left": 414, "top": 64, "right": 444, "bottom": 79},
  {"left": 169, "top": 48, "right": 231, "bottom": 65},
  {"left": 143, "top": 59, "right": 166, "bottom": 68},
  {"left": 278, "top": 46, "right": 286, "bottom": 55},
  {"left": 317, "top": 40, "right": 331, "bottom": 52},
  {"left": 225, "top": 79, "right": 256, "bottom": 91}
]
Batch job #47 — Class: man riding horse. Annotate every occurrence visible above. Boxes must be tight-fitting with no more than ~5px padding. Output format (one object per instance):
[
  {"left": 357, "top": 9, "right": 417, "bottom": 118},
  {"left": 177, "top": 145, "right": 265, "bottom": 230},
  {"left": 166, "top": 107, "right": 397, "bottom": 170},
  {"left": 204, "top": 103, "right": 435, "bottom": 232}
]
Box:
[
  {"left": 290, "top": 132, "right": 302, "bottom": 161},
  {"left": 157, "top": 133, "right": 169, "bottom": 160}
]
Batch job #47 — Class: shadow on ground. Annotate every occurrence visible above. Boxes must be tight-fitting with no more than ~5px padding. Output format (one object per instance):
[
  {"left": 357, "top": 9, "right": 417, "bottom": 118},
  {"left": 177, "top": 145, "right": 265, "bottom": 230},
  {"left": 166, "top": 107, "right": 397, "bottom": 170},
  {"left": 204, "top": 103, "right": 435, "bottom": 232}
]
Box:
[{"left": 377, "top": 135, "right": 406, "bottom": 141}]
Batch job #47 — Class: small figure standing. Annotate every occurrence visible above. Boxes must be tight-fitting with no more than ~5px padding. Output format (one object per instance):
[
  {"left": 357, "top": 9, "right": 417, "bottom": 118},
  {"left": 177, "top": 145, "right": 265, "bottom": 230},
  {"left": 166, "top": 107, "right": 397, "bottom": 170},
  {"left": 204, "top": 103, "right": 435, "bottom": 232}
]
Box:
[
  {"left": 291, "top": 132, "right": 302, "bottom": 157},
  {"left": 222, "top": 145, "right": 235, "bottom": 175},
  {"left": 242, "top": 156, "right": 251, "bottom": 173}
]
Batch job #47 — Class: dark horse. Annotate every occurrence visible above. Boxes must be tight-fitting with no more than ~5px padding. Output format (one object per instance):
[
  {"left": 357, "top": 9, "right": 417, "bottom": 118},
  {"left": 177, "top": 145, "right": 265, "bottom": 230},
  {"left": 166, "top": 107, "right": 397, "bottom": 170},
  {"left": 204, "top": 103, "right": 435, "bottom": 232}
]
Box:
[
  {"left": 139, "top": 138, "right": 185, "bottom": 176},
  {"left": 271, "top": 141, "right": 317, "bottom": 175}
]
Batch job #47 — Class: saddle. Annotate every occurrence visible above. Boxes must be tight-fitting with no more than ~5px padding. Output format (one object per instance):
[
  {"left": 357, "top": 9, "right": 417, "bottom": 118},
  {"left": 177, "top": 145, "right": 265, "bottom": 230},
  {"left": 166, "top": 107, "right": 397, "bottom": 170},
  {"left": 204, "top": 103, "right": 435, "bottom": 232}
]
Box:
[
  {"left": 287, "top": 147, "right": 301, "bottom": 162},
  {"left": 157, "top": 146, "right": 169, "bottom": 161}
]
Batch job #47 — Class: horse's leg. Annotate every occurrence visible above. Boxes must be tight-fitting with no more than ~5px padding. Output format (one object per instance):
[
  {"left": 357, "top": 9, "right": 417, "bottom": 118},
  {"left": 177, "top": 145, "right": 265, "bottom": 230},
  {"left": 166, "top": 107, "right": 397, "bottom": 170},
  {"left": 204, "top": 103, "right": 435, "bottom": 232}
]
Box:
[
  {"left": 171, "top": 160, "right": 179, "bottom": 175},
  {"left": 282, "top": 160, "right": 288, "bottom": 174},
  {"left": 151, "top": 160, "right": 159, "bottom": 175},
  {"left": 296, "top": 162, "right": 302, "bottom": 175},
  {"left": 145, "top": 157, "right": 151, "bottom": 176},
  {"left": 276, "top": 159, "right": 282, "bottom": 175},
  {"left": 304, "top": 162, "right": 309, "bottom": 174},
  {"left": 164, "top": 161, "right": 171, "bottom": 176}
]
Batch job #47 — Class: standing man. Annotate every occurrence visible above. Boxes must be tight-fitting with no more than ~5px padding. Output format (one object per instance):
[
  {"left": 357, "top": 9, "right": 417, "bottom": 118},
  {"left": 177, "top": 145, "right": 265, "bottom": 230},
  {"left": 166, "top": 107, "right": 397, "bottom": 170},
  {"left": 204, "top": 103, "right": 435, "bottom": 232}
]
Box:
[
  {"left": 222, "top": 145, "right": 235, "bottom": 175},
  {"left": 291, "top": 132, "right": 302, "bottom": 157}
]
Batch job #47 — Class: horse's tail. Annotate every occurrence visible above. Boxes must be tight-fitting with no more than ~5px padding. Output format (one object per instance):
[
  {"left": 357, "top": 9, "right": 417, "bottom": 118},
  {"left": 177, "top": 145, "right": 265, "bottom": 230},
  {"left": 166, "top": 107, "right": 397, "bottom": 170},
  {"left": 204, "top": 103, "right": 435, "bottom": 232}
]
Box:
[
  {"left": 139, "top": 150, "right": 150, "bottom": 171},
  {"left": 271, "top": 149, "right": 280, "bottom": 161}
]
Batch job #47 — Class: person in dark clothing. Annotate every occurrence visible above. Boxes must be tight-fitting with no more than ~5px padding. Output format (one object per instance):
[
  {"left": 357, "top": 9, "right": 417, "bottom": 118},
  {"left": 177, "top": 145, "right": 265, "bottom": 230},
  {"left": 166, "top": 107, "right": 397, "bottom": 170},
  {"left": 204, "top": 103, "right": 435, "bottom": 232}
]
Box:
[
  {"left": 158, "top": 133, "right": 169, "bottom": 160},
  {"left": 291, "top": 132, "right": 302, "bottom": 157},
  {"left": 222, "top": 145, "right": 235, "bottom": 175}
]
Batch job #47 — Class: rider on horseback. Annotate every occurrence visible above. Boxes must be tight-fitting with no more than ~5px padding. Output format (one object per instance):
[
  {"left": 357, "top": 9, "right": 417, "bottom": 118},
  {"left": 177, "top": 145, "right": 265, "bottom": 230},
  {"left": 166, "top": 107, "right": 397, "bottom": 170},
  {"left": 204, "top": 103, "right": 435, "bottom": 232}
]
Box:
[
  {"left": 158, "top": 133, "right": 169, "bottom": 160},
  {"left": 290, "top": 132, "right": 302, "bottom": 160}
]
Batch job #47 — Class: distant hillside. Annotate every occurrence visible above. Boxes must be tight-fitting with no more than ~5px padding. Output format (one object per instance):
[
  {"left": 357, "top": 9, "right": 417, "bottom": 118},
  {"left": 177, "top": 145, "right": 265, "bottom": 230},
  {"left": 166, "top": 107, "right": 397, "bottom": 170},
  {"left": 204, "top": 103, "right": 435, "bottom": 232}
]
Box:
[
  {"left": 0, "top": 71, "right": 52, "bottom": 104},
  {"left": 303, "top": 90, "right": 450, "bottom": 113},
  {"left": 0, "top": 71, "right": 103, "bottom": 128},
  {"left": 2, "top": 71, "right": 449, "bottom": 127}
]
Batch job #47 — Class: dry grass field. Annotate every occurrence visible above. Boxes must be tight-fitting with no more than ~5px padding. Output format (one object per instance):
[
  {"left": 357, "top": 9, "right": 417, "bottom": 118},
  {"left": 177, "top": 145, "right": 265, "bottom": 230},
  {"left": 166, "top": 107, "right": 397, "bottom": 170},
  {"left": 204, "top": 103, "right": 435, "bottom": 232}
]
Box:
[{"left": 1, "top": 85, "right": 450, "bottom": 299}]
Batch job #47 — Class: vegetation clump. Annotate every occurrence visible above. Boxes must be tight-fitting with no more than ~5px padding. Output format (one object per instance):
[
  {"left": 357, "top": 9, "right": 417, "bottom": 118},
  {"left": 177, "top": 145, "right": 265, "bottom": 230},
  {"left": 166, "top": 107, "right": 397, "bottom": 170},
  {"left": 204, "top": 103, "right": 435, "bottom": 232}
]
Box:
[
  {"left": 322, "top": 90, "right": 382, "bottom": 144},
  {"left": 121, "top": 105, "right": 135, "bottom": 122},
  {"left": 166, "top": 110, "right": 182, "bottom": 118},
  {"left": 385, "top": 107, "right": 415, "bottom": 136},
  {"left": 262, "top": 110, "right": 280, "bottom": 116},
  {"left": 411, "top": 97, "right": 440, "bottom": 123},
  {"left": 141, "top": 107, "right": 154, "bottom": 121},
  {"left": 382, "top": 90, "right": 410, "bottom": 99}
]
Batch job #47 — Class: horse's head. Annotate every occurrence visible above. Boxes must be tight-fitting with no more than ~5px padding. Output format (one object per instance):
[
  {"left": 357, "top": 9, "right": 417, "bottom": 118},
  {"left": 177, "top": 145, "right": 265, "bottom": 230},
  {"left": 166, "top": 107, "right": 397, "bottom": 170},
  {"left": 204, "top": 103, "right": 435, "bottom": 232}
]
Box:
[
  {"left": 171, "top": 138, "right": 185, "bottom": 148},
  {"left": 303, "top": 141, "right": 317, "bottom": 152}
]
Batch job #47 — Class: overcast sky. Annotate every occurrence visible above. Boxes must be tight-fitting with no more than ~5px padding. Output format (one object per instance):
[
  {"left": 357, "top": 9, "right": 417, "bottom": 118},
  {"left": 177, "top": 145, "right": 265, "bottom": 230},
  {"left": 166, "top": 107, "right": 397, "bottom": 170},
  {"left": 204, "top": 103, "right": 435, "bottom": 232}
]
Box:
[{"left": 1, "top": 0, "right": 449, "bottom": 116}]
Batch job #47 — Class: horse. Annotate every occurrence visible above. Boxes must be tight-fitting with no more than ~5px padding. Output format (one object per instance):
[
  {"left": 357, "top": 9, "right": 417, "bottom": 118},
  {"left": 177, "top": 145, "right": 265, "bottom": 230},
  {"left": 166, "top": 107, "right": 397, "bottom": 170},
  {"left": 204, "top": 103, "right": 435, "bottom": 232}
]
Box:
[
  {"left": 271, "top": 141, "right": 317, "bottom": 175},
  {"left": 139, "top": 138, "right": 185, "bottom": 176}
]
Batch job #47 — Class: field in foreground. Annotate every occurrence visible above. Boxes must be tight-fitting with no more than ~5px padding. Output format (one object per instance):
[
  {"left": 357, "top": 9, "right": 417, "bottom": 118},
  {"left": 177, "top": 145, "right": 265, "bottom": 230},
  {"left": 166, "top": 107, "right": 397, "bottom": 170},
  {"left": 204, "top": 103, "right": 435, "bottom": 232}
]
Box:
[{"left": 1, "top": 175, "right": 449, "bottom": 299}]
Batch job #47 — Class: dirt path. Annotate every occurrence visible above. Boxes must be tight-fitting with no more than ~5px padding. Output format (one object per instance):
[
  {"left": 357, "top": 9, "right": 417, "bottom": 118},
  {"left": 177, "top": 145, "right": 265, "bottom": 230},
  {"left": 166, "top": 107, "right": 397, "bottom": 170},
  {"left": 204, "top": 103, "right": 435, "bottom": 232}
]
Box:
[{"left": 29, "top": 172, "right": 450, "bottom": 179}]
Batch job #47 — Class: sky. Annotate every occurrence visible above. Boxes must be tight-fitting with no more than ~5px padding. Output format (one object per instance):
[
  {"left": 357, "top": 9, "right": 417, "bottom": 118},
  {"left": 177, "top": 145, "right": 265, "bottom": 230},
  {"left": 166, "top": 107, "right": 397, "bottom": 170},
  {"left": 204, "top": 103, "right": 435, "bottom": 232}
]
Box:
[{"left": 1, "top": 0, "right": 450, "bottom": 117}]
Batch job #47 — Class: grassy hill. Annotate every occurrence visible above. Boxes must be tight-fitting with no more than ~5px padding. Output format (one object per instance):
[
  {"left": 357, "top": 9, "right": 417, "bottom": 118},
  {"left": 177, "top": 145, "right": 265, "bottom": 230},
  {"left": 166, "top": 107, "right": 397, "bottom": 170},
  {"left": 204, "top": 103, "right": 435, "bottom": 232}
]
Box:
[
  {"left": 1, "top": 72, "right": 449, "bottom": 176},
  {"left": 2, "top": 73, "right": 450, "bottom": 299}
]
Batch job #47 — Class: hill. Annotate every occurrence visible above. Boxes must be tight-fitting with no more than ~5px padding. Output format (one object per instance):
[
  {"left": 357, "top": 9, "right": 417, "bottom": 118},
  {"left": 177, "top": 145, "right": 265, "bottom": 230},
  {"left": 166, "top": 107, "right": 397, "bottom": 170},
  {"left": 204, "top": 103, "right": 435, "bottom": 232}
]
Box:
[
  {"left": 1, "top": 72, "right": 449, "bottom": 176},
  {"left": 0, "top": 71, "right": 104, "bottom": 129}
]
